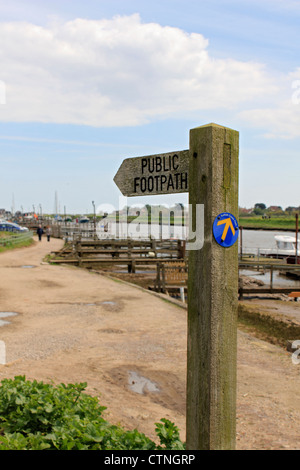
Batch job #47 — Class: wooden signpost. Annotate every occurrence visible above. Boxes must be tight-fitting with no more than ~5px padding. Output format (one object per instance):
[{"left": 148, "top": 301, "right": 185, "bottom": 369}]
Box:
[
  {"left": 114, "top": 123, "right": 239, "bottom": 450},
  {"left": 114, "top": 149, "right": 189, "bottom": 197}
]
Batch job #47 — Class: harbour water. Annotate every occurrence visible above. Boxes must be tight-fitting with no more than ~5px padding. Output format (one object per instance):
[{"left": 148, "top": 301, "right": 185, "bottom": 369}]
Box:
[
  {"left": 240, "top": 229, "right": 300, "bottom": 288},
  {"left": 97, "top": 220, "right": 188, "bottom": 240},
  {"left": 240, "top": 229, "right": 296, "bottom": 254},
  {"left": 97, "top": 223, "right": 295, "bottom": 251}
]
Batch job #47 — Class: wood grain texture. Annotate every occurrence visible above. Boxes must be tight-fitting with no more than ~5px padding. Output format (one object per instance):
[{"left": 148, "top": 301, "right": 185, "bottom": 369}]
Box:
[{"left": 186, "top": 123, "right": 239, "bottom": 450}]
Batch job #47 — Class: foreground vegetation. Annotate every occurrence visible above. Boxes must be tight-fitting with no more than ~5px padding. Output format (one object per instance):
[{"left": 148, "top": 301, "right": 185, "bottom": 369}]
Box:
[{"left": 0, "top": 376, "right": 185, "bottom": 450}]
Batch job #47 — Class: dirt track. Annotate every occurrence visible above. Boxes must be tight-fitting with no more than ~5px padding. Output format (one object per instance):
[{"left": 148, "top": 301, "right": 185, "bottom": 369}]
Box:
[{"left": 0, "top": 236, "right": 300, "bottom": 449}]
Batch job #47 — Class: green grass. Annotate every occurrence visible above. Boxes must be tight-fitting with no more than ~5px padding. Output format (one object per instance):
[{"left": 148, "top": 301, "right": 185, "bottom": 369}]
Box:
[
  {"left": 0, "top": 231, "right": 14, "bottom": 239},
  {"left": 239, "top": 216, "right": 298, "bottom": 231},
  {"left": 0, "top": 232, "right": 34, "bottom": 253}
]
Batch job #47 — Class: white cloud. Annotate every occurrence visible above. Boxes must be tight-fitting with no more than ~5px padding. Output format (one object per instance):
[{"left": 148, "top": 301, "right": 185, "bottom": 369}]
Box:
[
  {"left": 238, "top": 69, "right": 300, "bottom": 139},
  {"left": 0, "top": 14, "right": 280, "bottom": 127},
  {"left": 239, "top": 102, "right": 300, "bottom": 139}
]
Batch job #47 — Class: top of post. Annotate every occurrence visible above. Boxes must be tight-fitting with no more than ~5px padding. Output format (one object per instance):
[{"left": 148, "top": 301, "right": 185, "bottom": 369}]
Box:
[{"left": 190, "top": 122, "right": 239, "bottom": 133}]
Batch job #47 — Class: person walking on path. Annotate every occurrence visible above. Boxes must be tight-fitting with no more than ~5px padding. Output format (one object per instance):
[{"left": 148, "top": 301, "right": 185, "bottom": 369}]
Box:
[
  {"left": 37, "top": 225, "right": 44, "bottom": 241},
  {"left": 46, "top": 226, "right": 52, "bottom": 242}
]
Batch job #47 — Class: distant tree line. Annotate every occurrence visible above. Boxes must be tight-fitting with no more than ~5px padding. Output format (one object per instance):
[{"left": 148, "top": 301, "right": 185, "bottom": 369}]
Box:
[{"left": 239, "top": 203, "right": 300, "bottom": 217}]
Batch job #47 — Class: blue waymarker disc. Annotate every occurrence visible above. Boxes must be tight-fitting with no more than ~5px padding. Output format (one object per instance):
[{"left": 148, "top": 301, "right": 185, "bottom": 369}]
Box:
[{"left": 213, "top": 212, "right": 239, "bottom": 248}]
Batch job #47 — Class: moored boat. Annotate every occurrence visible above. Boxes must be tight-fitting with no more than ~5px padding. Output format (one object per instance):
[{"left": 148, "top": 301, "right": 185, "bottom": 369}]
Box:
[{"left": 260, "top": 235, "right": 300, "bottom": 259}]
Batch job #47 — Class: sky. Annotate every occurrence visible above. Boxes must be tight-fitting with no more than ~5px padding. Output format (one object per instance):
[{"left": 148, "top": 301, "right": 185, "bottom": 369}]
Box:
[{"left": 0, "top": 0, "right": 300, "bottom": 214}]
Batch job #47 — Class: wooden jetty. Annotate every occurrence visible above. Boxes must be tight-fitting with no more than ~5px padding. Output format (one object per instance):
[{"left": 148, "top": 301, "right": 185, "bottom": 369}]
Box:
[
  {"left": 239, "top": 261, "right": 300, "bottom": 299},
  {"left": 47, "top": 235, "right": 300, "bottom": 300},
  {"left": 151, "top": 259, "right": 300, "bottom": 299},
  {"left": 49, "top": 238, "right": 186, "bottom": 273}
]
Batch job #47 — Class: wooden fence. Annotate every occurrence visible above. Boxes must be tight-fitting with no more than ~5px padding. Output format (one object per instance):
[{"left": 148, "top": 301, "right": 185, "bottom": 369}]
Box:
[
  {"left": 152, "top": 261, "right": 188, "bottom": 294},
  {"left": 0, "top": 231, "right": 33, "bottom": 247},
  {"left": 238, "top": 261, "right": 300, "bottom": 299},
  {"left": 151, "top": 259, "right": 300, "bottom": 301}
]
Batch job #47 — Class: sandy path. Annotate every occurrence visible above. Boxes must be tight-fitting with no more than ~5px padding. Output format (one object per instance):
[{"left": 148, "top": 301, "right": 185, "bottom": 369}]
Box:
[{"left": 0, "top": 237, "right": 300, "bottom": 449}]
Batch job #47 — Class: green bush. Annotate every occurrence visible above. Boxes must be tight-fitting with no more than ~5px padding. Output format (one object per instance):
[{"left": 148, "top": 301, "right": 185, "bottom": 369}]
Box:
[{"left": 0, "top": 376, "right": 185, "bottom": 450}]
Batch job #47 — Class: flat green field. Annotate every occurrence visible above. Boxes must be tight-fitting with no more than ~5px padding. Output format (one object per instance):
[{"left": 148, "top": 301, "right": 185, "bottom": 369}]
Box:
[{"left": 239, "top": 217, "right": 298, "bottom": 231}]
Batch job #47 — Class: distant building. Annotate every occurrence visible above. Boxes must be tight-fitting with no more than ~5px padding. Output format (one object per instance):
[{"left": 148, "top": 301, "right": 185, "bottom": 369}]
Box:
[
  {"left": 239, "top": 207, "right": 253, "bottom": 215},
  {"left": 285, "top": 206, "right": 300, "bottom": 213}
]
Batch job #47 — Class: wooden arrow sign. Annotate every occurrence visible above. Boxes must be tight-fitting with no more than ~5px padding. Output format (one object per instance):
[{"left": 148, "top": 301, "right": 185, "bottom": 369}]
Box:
[{"left": 114, "top": 149, "right": 189, "bottom": 196}]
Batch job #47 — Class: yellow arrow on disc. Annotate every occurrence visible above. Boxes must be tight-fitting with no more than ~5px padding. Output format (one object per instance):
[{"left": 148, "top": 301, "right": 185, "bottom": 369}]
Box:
[{"left": 217, "top": 217, "right": 236, "bottom": 242}]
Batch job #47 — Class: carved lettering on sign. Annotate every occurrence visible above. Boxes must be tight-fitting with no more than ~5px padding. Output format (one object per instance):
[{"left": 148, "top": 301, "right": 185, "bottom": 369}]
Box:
[{"left": 114, "top": 150, "right": 189, "bottom": 196}]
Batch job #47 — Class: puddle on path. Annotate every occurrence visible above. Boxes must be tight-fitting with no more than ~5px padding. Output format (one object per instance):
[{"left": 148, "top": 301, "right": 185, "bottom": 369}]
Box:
[
  {"left": 0, "top": 312, "right": 18, "bottom": 327},
  {"left": 5, "top": 265, "right": 36, "bottom": 269},
  {"left": 101, "top": 301, "right": 116, "bottom": 306},
  {"left": 128, "top": 371, "right": 160, "bottom": 395}
]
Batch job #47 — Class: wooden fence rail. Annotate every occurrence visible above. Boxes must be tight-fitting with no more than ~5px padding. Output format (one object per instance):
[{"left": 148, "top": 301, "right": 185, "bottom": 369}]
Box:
[
  {"left": 50, "top": 238, "right": 186, "bottom": 272},
  {"left": 152, "top": 260, "right": 300, "bottom": 300},
  {"left": 153, "top": 261, "right": 188, "bottom": 294}
]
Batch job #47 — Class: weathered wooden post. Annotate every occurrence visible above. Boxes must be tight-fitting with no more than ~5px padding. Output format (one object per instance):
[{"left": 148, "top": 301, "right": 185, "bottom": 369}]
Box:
[
  {"left": 113, "top": 122, "right": 239, "bottom": 450},
  {"left": 187, "top": 123, "right": 239, "bottom": 450}
]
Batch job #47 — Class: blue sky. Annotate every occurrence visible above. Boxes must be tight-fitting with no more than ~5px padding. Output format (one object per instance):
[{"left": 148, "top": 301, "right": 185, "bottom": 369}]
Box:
[{"left": 0, "top": 0, "right": 300, "bottom": 214}]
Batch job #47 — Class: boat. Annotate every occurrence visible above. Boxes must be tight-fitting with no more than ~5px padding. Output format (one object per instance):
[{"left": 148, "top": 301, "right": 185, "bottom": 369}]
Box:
[
  {"left": 261, "top": 235, "right": 300, "bottom": 259},
  {"left": 78, "top": 217, "right": 90, "bottom": 224}
]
